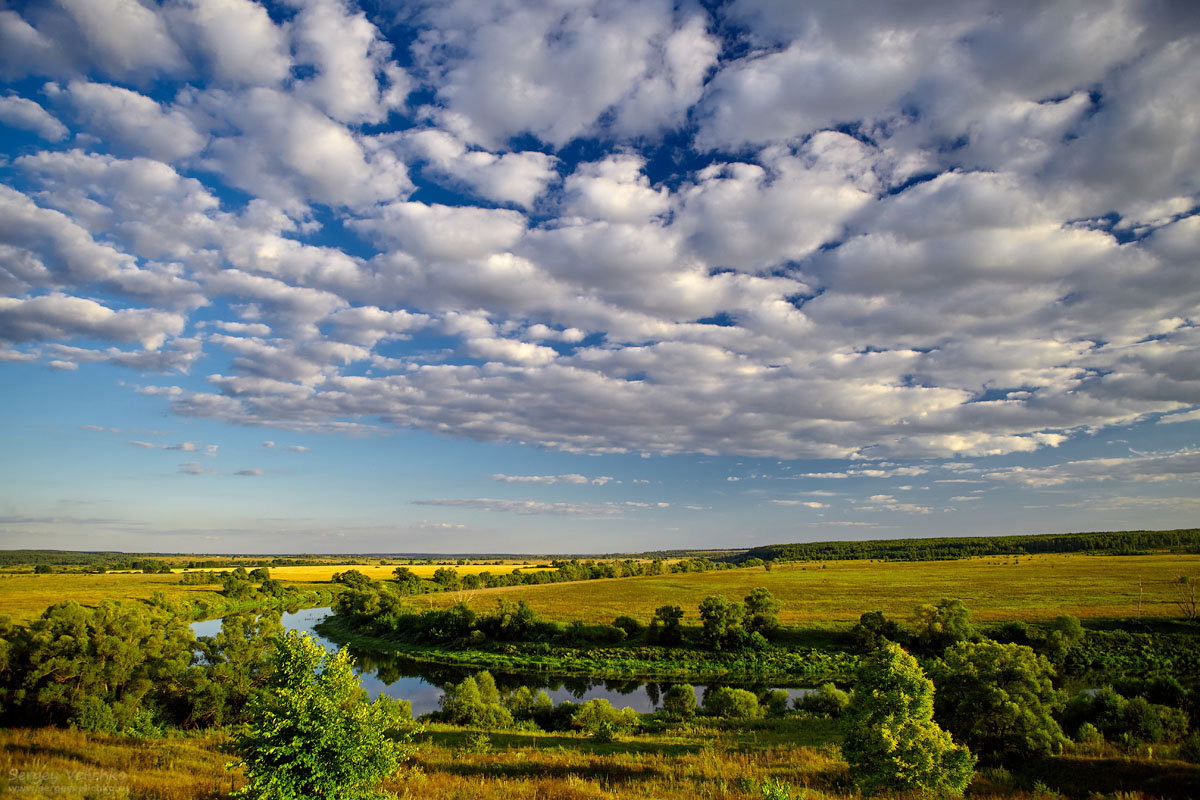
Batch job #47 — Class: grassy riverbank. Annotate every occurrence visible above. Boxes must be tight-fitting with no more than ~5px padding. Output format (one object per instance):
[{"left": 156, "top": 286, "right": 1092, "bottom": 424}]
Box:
[{"left": 317, "top": 614, "right": 859, "bottom": 684}]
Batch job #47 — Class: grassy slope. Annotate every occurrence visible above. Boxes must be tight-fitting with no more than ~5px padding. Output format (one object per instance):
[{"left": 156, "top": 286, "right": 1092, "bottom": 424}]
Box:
[
  {"left": 4, "top": 722, "right": 1199, "bottom": 800},
  {"left": 416, "top": 552, "right": 1200, "bottom": 625}
]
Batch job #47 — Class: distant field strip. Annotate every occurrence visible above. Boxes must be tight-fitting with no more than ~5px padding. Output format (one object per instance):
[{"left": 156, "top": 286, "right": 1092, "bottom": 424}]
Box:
[
  {"left": 0, "top": 563, "right": 548, "bottom": 622},
  {"left": 422, "top": 553, "right": 1200, "bottom": 624},
  {"left": 169, "top": 563, "right": 553, "bottom": 581}
]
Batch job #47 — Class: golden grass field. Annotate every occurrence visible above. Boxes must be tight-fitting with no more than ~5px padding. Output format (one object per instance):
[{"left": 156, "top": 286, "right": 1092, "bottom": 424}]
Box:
[
  {"left": 3, "top": 721, "right": 1199, "bottom": 800},
  {"left": 2, "top": 552, "right": 1198, "bottom": 627},
  {"left": 420, "top": 553, "right": 1200, "bottom": 625}
]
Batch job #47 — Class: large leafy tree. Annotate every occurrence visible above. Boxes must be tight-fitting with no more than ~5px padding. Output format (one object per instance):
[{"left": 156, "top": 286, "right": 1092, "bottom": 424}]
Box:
[
  {"left": 842, "top": 642, "right": 975, "bottom": 796},
  {"left": 744, "top": 587, "right": 781, "bottom": 635},
  {"left": 698, "top": 595, "right": 746, "bottom": 650},
  {"left": 910, "top": 598, "right": 976, "bottom": 653},
  {"left": 231, "top": 631, "right": 418, "bottom": 800},
  {"left": 931, "top": 639, "right": 1067, "bottom": 763}
]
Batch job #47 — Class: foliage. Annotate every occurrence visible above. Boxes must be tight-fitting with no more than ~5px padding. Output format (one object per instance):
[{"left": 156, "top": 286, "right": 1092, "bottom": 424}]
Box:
[
  {"left": 1180, "top": 731, "right": 1200, "bottom": 762},
  {"left": 762, "top": 688, "right": 791, "bottom": 717},
  {"left": 613, "top": 615, "right": 643, "bottom": 636},
  {"left": 0, "top": 600, "right": 193, "bottom": 730},
  {"left": 439, "top": 671, "right": 514, "bottom": 729},
  {"left": 698, "top": 595, "right": 747, "bottom": 650},
  {"left": 571, "top": 698, "right": 640, "bottom": 738},
  {"left": 931, "top": 639, "right": 1066, "bottom": 763},
  {"left": 230, "top": 631, "right": 417, "bottom": 800},
  {"left": 703, "top": 687, "right": 763, "bottom": 719},
  {"left": 849, "top": 610, "right": 905, "bottom": 651},
  {"left": 735, "top": 528, "right": 1200, "bottom": 564},
  {"left": 796, "top": 683, "right": 850, "bottom": 718},
  {"left": 841, "top": 642, "right": 975, "bottom": 796},
  {"left": 1062, "top": 686, "right": 1190, "bottom": 745},
  {"left": 185, "top": 611, "right": 283, "bottom": 727},
  {"left": 662, "top": 683, "right": 697, "bottom": 719},
  {"left": 649, "top": 604, "right": 685, "bottom": 644},
  {"left": 744, "top": 587, "right": 782, "bottom": 635},
  {"left": 911, "top": 598, "right": 976, "bottom": 653}
]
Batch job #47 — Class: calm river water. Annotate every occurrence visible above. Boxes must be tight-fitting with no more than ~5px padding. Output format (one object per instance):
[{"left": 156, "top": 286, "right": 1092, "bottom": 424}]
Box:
[{"left": 191, "top": 606, "right": 812, "bottom": 716}]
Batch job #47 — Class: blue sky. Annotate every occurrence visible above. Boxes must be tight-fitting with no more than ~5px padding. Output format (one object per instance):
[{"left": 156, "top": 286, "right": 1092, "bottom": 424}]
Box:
[{"left": 1, "top": 0, "right": 1198, "bottom": 554}]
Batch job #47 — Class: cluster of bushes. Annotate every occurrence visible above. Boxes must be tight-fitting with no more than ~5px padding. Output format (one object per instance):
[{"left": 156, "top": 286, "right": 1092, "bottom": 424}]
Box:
[
  {"left": 1063, "top": 685, "right": 1191, "bottom": 746},
  {"left": 836, "top": 597, "right": 1200, "bottom": 797},
  {"left": 432, "top": 671, "right": 822, "bottom": 738},
  {"left": 218, "top": 566, "right": 292, "bottom": 601},
  {"left": 434, "top": 670, "right": 639, "bottom": 739},
  {"left": 0, "top": 599, "right": 305, "bottom": 734},
  {"left": 849, "top": 599, "right": 1086, "bottom": 667}
]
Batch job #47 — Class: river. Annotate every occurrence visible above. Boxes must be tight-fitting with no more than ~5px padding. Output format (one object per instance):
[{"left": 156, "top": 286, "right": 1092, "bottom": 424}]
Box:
[{"left": 191, "top": 606, "right": 814, "bottom": 716}]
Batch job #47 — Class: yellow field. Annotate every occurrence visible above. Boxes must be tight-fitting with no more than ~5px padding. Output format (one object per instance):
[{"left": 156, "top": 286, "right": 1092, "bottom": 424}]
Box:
[
  {"left": 180, "top": 562, "right": 555, "bottom": 582},
  {"left": 419, "top": 552, "right": 1200, "bottom": 624}
]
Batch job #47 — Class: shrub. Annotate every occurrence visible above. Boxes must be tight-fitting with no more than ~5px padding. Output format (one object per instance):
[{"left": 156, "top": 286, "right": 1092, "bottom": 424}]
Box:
[
  {"left": 703, "top": 687, "right": 763, "bottom": 719},
  {"left": 842, "top": 642, "right": 975, "bottom": 796},
  {"left": 797, "top": 682, "right": 850, "bottom": 718},
  {"left": 571, "top": 698, "right": 639, "bottom": 738},
  {"left": 763, "top": 689, "right": 791, "bottom": 717},
  {"left": 849, "top": 610, "right": 905, "bottom": 651},
  {"left": 1179, "top": 731, "right": 1200, "bottom": 762},
  {"left": 613, "top": 616, "right": 643, "bottom": 636},
  {"left": 230, "top": 631, "right": 418, "bottom": 800},
  {"left": 1076, "top": 722, "right": 1103, "bottom": 745},
  {"left": 440, "top": 672, "right": 514, "bottom": 729},
  {"left": 662, "top": 683, "right": 697, "bottom": 720}
]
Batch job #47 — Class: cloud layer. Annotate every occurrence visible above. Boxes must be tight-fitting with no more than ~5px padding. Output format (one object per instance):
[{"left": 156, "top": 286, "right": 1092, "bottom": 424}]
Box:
[{"left": 1, "top": 0, "right": 1198, "bottom": 462}]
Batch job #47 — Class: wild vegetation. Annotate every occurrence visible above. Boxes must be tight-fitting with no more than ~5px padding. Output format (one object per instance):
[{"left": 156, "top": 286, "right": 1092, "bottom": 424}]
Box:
[{"left": 1, "top": 541, "right": 1199, "bottom": 799}]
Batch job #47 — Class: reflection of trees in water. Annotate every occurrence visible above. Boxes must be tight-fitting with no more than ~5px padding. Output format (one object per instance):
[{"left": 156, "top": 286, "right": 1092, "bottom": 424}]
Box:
[{"left": 324, "top": 628, "right": 796, "bottom": 707}]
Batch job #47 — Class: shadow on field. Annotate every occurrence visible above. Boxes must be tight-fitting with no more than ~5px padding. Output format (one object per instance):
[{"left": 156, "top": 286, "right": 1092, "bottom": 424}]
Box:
[
  {"left": 1017, "top": 755, "right": 1200, "bottom": 799},
  {"left": 422, "top": 728, "right": 706, "bottom": 757}
]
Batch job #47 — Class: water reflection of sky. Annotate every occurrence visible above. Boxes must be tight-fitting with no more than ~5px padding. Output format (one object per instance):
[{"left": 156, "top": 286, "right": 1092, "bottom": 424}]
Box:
[{"left": 191, "top": 608, "right": 814, "bottom": 717}]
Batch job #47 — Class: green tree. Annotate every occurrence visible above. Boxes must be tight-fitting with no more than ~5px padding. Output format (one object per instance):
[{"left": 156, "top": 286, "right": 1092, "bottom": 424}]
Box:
[
  {"left": 231, "top": 631, "right": 417, "bottom": 800},
  {"left": 703, "top": 686, "right": 763, "bottom": 719},
  {"left": 440, "top": 671, "right": 513, "bottom": 729},
  {"left": 931, "top": 640, "right": 1066, "bottom": 763},
  {"left": 842, "top": 642, "right": 975, "bottom": 796},
  {"left": 911, "top": 598, "right": 975, "bottom": 653},
  {"left": 698, "top": 595, "right": 746, "bottom": 650},
  {"left": 662, "top": 683, "right": 697, "bottom": 719},
  {"left": 392, "top": 567, "right": 422, "bottom": 595},
  {"left": 649, "top": 605, "right": 684, "bottom": 644},
  {"left": 431, "top": 567, "right": 461, "bottom": 590},
  {"left": 744, "top": 587, "right": 781, "bottom": 635}
]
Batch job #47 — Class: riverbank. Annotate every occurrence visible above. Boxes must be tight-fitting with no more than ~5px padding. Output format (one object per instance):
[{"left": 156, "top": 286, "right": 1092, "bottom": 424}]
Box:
[{"left": 315, "top": 614, "right": 859, "bottom": 684}]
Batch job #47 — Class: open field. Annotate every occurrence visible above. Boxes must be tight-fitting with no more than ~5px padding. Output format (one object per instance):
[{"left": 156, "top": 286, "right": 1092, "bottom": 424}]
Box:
[
  {"left": 173, "top": 562, "right": 555, "bottom": 582},
  {"left": 0, "top": 562, "right": 553, "bottom": 623},
  {"left": 419, "top": 553, "right": 1200, "bottom": 625},
  {"left": 4, "top": 721, "right": 1199, "bottom": 800},
  {"left": 0, "top": 572, "right": 331, "bottom": 624}
]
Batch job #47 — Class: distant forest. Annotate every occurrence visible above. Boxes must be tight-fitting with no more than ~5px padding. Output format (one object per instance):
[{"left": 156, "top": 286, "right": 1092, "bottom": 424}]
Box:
[
  {"left": 2, "top": 528, "right": 1198, "bottom": 569},
  {"left": 731, "top": 529, "right": 1200, "bottom": 564}
]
